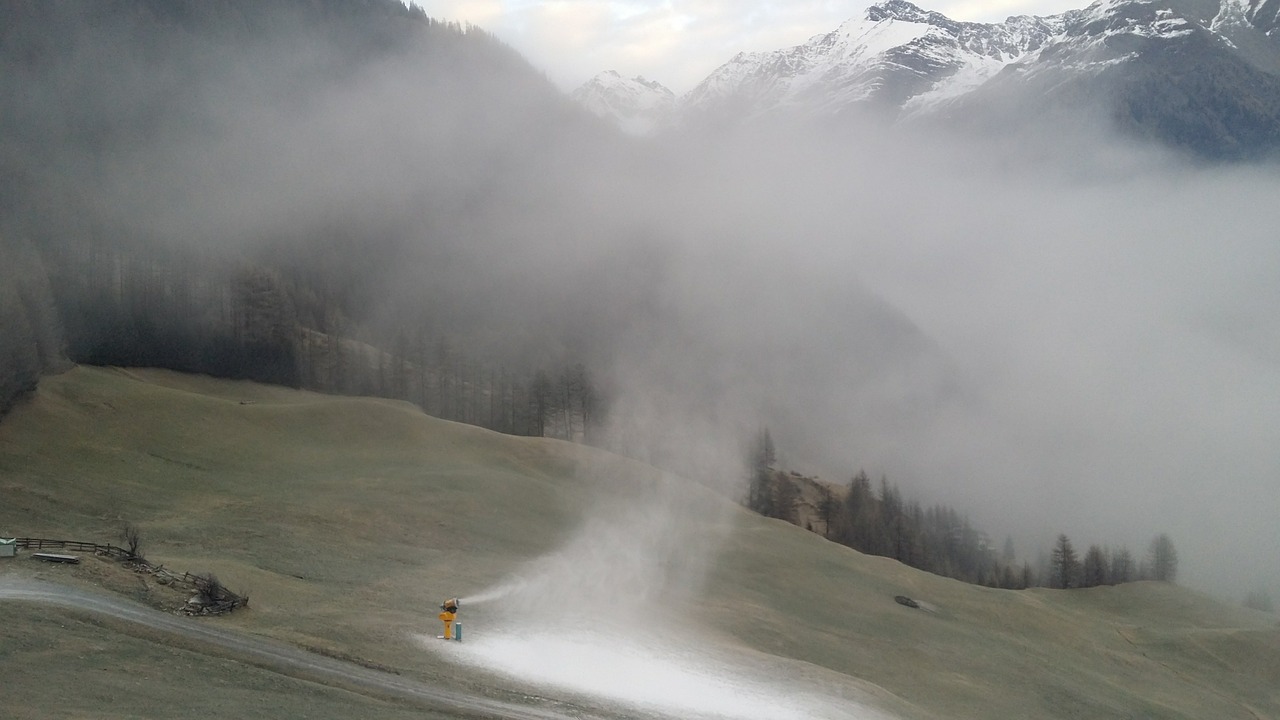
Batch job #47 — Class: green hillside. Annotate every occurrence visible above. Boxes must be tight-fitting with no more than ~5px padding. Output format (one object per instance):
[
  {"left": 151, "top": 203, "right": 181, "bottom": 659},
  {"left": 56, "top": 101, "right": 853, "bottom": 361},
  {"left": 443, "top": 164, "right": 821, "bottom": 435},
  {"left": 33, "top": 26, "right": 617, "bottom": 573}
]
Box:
[{"left": 1, "top": 367, "right": 1277, "bottom": 720}]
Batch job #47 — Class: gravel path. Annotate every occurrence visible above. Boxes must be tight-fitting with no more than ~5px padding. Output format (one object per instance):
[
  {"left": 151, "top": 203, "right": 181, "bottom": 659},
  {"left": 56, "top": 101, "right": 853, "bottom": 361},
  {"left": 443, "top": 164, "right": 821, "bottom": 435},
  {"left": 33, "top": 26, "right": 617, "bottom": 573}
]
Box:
[{"left": 0, "top": 574, "right": 597, "bottom": 720}]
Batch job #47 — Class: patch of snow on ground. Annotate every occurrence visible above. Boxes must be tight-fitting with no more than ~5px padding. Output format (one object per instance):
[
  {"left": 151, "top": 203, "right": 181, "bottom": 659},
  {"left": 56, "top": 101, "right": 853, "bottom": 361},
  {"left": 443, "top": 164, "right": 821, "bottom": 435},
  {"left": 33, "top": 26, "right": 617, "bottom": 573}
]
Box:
[{"left": 415, "top": 625, "right": 889, "bottom": 720}]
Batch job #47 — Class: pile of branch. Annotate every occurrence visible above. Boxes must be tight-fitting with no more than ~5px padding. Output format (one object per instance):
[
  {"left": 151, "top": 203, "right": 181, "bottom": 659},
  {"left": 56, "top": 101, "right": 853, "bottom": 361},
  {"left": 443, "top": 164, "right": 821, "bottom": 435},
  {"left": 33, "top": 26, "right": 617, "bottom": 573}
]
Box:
[
  {"left": 15, "top": 536, "right": 249, "bottom": 616},
  {"left": 185, "top": 573, "right": 249, "bottom": 616}
]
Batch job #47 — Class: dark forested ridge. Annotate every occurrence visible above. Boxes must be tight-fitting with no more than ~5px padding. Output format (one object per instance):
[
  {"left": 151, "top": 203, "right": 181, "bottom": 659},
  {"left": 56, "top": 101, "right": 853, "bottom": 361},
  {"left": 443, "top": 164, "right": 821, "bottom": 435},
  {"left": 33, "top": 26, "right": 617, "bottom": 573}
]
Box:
[
  {"left": 0, "top": 0, "right": 615, "bottom": 435},
  {"left": 0, "top": 236, "right": 67, "bottom": 414},
  {"left": 0, "top": 0, "right": 958, "bottom": 461}
]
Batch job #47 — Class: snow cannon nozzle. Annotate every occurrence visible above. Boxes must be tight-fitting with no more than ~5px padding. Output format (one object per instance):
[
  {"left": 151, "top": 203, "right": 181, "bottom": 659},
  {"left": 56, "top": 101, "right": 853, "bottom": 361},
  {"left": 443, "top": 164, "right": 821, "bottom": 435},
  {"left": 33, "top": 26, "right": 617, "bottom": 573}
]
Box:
[{"left": 441, "top": 597, "right": 459, "bottom": 613}]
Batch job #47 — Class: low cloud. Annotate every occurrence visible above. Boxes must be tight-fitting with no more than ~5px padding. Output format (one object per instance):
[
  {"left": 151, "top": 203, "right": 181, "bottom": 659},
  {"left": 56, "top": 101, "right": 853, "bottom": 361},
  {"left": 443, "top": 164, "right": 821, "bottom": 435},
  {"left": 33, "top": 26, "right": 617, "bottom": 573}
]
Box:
[{"left": 13, "top": 4, "right": 1276, "bottom": 607}]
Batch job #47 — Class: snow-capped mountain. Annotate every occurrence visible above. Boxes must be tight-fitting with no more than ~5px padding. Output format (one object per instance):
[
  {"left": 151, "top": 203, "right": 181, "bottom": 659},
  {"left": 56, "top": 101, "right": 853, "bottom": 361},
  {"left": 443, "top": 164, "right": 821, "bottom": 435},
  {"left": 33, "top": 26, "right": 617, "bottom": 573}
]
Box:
[
  {"left": 571, "top": 70, "right": 676, "bottom": 135},
  {"left": 682, "top": 0, "right": 1064, "bottom": 122},
  {"left": 955, "top": 0, "right": 1280, "bottom": 157},
  {"left": 574, "top": 0, "right": 1280, "bottom": 158}
]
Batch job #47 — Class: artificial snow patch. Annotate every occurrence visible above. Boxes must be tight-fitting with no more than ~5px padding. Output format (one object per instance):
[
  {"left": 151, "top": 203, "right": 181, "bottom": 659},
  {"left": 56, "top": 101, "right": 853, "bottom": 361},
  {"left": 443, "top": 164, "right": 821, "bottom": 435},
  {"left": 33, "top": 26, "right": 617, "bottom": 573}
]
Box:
[{"left": 413, "top": 625, "right": 889, "bottom": 720}]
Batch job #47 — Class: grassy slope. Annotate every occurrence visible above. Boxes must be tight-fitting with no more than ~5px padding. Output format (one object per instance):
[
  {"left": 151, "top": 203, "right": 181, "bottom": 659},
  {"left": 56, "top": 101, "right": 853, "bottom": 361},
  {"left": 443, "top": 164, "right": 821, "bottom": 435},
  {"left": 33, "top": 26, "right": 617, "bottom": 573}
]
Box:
[
  {"left": 1, "top": 367, "right": 1278, "bottom": 720},
  {"left": 0, "top": 601, "right": 446, "bottom": 720}
]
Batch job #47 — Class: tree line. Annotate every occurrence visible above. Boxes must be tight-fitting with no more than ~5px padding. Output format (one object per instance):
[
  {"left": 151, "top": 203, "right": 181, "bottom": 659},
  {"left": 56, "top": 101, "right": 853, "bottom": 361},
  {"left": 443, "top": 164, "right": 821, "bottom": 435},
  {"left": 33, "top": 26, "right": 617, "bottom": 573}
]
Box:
[
  {"left": 0, "top": 0, "right": 608, "bottom": 441},
  {"left": 746, "top": 429, "right": 1180, "bottom": 590},
  {"left": 1, "top": 230, "right": 605, "bottom": 441},
  {"left": 1047, "top": 532, "right": 1178, "bottom": 588}
]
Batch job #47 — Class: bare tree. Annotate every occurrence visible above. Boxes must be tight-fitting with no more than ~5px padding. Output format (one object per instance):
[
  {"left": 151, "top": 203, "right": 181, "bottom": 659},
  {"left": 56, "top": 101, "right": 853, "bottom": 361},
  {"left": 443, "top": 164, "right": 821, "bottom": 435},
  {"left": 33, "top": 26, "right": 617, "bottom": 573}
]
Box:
[
  {"left": 193, "top": 573, "right": 230, "bottom": 604},
  {"left": 120, "top": 522, "right": 143, "bottom": 559}
]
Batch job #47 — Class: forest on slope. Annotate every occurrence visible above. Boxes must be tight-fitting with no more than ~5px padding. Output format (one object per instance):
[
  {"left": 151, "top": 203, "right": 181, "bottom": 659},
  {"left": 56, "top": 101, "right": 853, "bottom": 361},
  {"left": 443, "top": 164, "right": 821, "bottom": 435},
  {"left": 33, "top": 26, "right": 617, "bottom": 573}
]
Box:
[
  {"left": 1, "top": 0, "right": 949, "bottom": 464},
  {"left": 0, "top": 0, "right": 618, "bottom": 436}
]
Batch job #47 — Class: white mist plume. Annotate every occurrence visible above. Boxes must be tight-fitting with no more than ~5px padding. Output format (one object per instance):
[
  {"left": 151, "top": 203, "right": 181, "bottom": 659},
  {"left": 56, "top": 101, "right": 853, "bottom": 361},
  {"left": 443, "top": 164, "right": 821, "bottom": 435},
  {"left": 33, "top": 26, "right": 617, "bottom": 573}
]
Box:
[{"left": 468, "top": 451, "right": 738, "bottom": 629}]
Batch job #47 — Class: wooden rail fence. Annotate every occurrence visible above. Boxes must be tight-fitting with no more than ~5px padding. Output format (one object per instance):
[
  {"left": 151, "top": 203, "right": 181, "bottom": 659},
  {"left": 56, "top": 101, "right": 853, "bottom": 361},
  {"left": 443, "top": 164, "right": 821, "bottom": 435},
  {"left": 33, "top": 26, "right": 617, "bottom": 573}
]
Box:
[{"left": 13, "top": 537, "right": 249, "bottom": 615}]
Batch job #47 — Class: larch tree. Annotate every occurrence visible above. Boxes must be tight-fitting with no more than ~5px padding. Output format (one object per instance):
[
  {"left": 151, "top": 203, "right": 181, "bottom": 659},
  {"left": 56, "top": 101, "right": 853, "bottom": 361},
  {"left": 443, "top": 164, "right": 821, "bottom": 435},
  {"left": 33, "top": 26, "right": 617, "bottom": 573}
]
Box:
[
  {"left": 1051, "top": 533, "right": 1080, "bottom": 589},
  {"left": 1081, "top": 545, "right": 1109, "bottom": 588},
  {"left": 1148, "top": 533, "right": 1178, "bottom": 583},
  {"left": 1002, "top": 536, "right": 1016, "bottom": 565},
  {"left": 746, "top": 428, "right": 777, "bottom": 516},
  {"left": 1110, "top": 547, "right": 1134, "bottom": 584}
]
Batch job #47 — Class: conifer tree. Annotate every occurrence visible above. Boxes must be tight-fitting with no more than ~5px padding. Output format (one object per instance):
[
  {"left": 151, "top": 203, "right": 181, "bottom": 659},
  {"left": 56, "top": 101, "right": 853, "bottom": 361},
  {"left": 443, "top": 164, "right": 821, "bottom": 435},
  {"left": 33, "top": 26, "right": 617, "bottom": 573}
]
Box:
[
  {"left": 746, "top": 428, "right": 777, "bottom": 515},
  {"left": 1148, "top": 534, "right": 1178, "bottom": 583},
  {"left": 1110, "top": 547, "right": 1134, "bottom": 584},
  {"left": 1051, "top": 534, "right": 1080, "bottom": 589},
  {"left": 1081, "top": 545, "right": 1109, "bottom": 588}
]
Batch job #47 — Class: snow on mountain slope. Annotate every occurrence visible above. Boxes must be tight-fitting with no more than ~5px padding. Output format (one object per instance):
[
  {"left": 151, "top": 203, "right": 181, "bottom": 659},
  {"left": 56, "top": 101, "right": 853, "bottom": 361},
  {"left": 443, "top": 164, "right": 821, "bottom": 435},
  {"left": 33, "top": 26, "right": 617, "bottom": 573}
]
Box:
[
  {"left": 681, "top": 11, "right": 933, "bottom": 114},
  {"left": 1223, "top": 0, "right": 1280, "bottom": 34},
  {"left": 572, "top": 0, "right": 1280, "bottom": 157},
  {"left": 983, "top": 0, "right": 1280, "bottom": 91},
  {"left": 956, "top": 0, "right": 1280, "bottom": 158},
  {"left": 571, "top": 70, "right": 675, "bottom": 135},
  {"left": 1212, "top": 0, "right": 1280, "bottom": 72},
  {"left": 680, "top": 0, "right": 1065, "bottom": 121}
]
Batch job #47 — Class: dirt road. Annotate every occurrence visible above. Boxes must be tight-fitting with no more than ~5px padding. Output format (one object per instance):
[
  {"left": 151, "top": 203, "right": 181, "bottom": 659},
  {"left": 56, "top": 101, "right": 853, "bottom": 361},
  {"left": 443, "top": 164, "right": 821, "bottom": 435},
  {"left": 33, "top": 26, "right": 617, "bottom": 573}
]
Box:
[{"left": 0, "top": 574, "right": 596, "bottom": 720}]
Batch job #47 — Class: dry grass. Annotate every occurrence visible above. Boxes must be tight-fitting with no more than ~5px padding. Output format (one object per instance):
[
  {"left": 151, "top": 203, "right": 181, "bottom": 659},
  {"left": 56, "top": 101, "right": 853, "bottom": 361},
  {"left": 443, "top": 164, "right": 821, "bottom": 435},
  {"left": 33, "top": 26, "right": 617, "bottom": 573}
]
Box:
[{"left": 1, "top": 366, "right": 1278, "bottom": 720}]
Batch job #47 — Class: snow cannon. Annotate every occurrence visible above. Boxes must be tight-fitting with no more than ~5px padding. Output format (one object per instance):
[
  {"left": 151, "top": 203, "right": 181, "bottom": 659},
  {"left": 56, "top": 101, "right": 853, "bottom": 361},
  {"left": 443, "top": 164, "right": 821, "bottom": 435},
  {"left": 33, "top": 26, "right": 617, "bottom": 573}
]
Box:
[{"left": 438, "top": 598, "right": 460, "bottom": 641}]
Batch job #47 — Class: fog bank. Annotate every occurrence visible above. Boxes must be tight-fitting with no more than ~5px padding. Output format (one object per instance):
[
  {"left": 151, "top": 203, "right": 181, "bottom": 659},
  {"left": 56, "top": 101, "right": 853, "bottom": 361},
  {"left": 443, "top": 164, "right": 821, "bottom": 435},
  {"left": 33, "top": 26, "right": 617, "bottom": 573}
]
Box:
[{"left": 5, "top": 2, "right": 1276, "bottom": 605}]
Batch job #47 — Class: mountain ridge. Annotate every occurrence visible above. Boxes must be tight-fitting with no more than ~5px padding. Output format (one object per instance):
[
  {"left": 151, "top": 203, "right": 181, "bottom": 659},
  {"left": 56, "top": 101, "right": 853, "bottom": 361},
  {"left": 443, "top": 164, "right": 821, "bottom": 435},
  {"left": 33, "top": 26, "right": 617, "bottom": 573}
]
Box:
[
  {"left": 571, "top": 70, "right": 676, "bottom": 135},
  {"left": 574, "top": 0, "right": 1280, "bottom": 158}
]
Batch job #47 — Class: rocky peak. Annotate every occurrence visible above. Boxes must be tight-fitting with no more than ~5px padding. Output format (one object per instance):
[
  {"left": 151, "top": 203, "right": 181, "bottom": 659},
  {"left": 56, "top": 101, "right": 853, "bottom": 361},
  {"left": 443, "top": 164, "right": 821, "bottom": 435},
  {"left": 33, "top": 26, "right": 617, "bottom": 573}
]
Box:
[{"left": 571, "top": 71, "right": 676, "bottom": 135}]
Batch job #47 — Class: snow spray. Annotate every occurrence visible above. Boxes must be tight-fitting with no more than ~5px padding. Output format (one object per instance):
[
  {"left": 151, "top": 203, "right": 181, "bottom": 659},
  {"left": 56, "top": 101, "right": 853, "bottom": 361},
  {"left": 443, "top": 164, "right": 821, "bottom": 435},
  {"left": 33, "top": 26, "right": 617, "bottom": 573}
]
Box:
[{"left": 456, "top": 575, "right": 533, "bottom": 606}]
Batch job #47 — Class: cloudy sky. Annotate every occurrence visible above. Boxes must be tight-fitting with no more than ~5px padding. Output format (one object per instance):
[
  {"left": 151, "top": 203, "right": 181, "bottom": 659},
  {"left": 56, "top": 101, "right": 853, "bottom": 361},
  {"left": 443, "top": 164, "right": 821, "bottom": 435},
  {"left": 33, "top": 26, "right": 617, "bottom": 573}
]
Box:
[{"left": 409, "top": 0, "right": 1081, "bottom": 93}]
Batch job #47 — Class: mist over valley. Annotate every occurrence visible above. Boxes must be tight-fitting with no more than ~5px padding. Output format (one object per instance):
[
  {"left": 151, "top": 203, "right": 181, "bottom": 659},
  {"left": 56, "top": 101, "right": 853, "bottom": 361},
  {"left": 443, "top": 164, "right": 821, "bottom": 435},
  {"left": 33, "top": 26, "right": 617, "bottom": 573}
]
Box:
[{"left": 2, "top": 2, "right": 1279, "bottom": 718}]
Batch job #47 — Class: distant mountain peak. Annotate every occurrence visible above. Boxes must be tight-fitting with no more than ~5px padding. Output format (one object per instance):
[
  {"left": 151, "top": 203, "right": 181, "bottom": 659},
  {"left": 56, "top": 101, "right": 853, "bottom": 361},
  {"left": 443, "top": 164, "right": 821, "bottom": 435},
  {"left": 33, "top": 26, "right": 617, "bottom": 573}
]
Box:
[
  {"left": 571, "top": 0, "right": 1280, "bottom": 158},
  {"left": 675, "top": 0, "right": 1065, "bottom": 124},
  {"left": 864, "top": 0, "right": 939, "bottom": 24},
  {"left": 571, "top": 71, "right": 676, "bottom": 135}
]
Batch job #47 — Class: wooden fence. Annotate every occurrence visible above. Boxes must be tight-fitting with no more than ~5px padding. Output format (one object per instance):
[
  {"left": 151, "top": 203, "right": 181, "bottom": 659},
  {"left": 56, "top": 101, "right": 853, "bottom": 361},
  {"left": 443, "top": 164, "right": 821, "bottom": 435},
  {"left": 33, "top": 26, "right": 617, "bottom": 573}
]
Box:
[
  {"left": 13, "top": 537, "right": 249, "bottom": 615},
  {"left": 17, "top": 538, "right": 125, "bottom": 556}
]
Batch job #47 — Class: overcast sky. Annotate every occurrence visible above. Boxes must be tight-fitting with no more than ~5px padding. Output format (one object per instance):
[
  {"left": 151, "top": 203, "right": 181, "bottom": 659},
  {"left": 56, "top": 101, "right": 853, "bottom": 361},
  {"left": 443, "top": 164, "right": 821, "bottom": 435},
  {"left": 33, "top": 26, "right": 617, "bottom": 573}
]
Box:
[{"left": 409, "top": 0, "right": 1082, "bottom": 93}]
